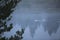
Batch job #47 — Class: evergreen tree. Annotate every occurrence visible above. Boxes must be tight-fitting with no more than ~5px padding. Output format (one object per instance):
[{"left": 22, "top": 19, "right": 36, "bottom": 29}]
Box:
[{"left": 0, "top": 0, "right": 24, "bottom": 40}]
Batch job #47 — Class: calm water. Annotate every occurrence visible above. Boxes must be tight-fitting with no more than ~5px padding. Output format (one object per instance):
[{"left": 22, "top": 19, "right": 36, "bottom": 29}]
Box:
[{"left": 4, "top": 0, "right": 60, "bottom": 40}]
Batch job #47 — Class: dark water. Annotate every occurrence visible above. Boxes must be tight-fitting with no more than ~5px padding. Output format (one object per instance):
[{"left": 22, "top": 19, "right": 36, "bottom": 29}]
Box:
[{"left": 3, "top": 0, "right": 60, "bottom": 40}]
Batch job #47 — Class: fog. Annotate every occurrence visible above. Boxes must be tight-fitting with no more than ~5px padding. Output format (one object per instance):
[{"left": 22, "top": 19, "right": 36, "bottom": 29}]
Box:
[{"left": 4, "top": 0, "right": 60, "bottom": 40}]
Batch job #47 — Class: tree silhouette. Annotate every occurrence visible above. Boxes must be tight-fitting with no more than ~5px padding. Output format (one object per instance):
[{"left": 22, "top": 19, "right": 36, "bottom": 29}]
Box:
[
  {"left": 9, "top": 29, "right": 24, "bottom": 40},
  {"left": 0, "top": 0, "right": 24, "bottom": 40},
  {"left": 0, "top": 29, "right": 24, "bottom": 40}
]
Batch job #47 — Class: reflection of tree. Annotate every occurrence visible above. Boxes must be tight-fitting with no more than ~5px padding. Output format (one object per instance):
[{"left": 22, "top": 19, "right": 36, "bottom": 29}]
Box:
[
  {"left": 43, "top": 21, "right": 59, "bottom": 36},
  {"left": 0, "top": 0, "right": 24, "bottom": 40},
  {"left": 29, "top": 21, "right": 40, "bottom": 37}
]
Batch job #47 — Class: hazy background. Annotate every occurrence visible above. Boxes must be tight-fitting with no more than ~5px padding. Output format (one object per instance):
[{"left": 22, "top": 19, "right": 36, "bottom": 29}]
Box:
[{"left": 4, "top": 0, "right": 60, "bottom": 40}]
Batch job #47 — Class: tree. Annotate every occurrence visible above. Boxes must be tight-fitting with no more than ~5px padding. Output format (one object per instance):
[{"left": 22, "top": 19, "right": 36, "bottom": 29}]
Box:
[
  {"left": 0, "top": 29, "right": 24, "bottom": 40},
  {"left": 9, "top": 29, "right": 24, "bottom": 40},
  {"left": 0, "top": 0, "right": 24, "bottom": 40}
]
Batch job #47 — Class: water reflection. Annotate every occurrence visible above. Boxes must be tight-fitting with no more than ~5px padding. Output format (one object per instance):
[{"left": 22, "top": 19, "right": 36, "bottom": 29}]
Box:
[
  {"left": 11, "top": 0, "right": 60, "bottom": 40},
  {"left": 0, "top": 0, "right": 60, "bottom": 40},
  {"left": 42, "top": 15, "right": 60, "bottom": 35},
  {"left": 11, "top": 0, "right": 60, "bottom": 39},
  {"left": 12, "top": 13, "right": 60, "bottom": 38}
]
